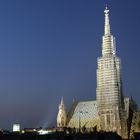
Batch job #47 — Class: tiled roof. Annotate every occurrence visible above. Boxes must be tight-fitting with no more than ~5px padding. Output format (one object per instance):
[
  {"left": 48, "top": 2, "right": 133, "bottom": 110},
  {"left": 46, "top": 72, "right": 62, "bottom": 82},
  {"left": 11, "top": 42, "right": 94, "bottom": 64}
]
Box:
[{"left": 67, "top": 100, "right": 98, "bottom": 128}]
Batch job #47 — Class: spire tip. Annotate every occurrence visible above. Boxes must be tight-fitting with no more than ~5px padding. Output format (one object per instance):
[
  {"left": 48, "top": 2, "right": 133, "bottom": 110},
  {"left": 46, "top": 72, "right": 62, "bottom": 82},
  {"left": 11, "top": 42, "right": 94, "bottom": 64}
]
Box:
[
  {"left": 61, "top": 96, "right": 64, "bottom": 104},
  {"left": 105, "top": 4, "right": 108, "bottom": 9},
  {"left": 104, "top": 4, "right": 109, "bottom": 14}
]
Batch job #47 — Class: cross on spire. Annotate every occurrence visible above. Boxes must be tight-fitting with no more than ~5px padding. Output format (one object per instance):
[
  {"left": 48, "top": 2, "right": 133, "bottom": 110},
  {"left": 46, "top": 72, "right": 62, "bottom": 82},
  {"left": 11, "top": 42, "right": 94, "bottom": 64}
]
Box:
[{"left": 104, "top": 5, "right": 111, "bottom": 35}]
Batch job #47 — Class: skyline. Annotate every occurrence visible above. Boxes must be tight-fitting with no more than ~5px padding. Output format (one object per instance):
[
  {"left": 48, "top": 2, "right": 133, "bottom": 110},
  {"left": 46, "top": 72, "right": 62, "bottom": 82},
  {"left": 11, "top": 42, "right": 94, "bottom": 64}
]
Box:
[{"left": 0, "top": 0, "right": 140, "bottom": 130}]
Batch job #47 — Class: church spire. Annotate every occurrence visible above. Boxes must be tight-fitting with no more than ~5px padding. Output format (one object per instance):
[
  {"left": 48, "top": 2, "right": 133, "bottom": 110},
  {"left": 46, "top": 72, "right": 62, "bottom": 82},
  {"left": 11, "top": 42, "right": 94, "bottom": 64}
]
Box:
[
  {"left": 60, "top": 96, "right": 64, "bottom": 105},
  {"left": 102, "top": 5, "right": 116, "bottom": 56},
  {"left": 57, "top": 97, "right": 67, "bottom": 127},
  {"left": 104, "top": 5, "right": 111, "bottom": 35}
]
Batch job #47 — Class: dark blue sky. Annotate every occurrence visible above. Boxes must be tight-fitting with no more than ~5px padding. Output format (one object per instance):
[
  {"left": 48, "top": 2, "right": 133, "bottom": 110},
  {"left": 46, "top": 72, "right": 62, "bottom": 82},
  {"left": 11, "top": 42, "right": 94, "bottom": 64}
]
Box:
[{"left": 0, "top": 0, "right": 140, "bottom": 130}]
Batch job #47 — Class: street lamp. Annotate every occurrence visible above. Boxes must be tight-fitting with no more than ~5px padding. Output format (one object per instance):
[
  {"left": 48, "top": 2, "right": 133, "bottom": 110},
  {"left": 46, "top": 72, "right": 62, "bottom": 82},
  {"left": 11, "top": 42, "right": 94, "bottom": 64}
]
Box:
[
  {"left": 78, "top": 110, "right": 88, "bottom": 133},
  {"left": 79, "top": 111, "right": 82, "bottom": 133}
]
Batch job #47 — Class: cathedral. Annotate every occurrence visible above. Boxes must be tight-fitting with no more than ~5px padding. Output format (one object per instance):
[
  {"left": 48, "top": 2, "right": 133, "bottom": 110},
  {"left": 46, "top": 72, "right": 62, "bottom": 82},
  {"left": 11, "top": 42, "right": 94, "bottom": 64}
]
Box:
[{"left": 57, "top": 6, "right": 140, "bottom": 139}]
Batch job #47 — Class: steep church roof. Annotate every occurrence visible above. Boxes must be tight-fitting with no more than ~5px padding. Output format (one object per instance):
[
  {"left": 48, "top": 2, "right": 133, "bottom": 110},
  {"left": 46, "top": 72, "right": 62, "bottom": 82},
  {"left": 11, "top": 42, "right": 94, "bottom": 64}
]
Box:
[{"left": 67, "top": 100, "right": 98, "bottom": 128}]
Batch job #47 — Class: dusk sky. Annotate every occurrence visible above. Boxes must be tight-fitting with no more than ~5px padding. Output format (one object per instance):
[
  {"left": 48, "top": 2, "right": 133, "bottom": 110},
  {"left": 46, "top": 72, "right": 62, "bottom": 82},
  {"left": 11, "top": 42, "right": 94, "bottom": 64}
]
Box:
[{"left": 0, "top": 0, "right": 140, "bottom": 130}]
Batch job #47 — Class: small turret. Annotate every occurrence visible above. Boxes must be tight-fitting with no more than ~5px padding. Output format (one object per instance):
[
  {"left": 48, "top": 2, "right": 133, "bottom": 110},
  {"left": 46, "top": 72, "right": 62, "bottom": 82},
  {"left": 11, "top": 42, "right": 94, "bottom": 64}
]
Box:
[{"left": 57, "top": 97, "right": 67, "bottom": 127}]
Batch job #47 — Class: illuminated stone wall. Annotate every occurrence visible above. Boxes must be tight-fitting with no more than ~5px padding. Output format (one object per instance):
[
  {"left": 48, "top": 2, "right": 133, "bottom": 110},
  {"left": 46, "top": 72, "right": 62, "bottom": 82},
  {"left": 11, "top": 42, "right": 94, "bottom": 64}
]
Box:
[{"left": 130, "top": 111, "right": 140, "bottom": 138}]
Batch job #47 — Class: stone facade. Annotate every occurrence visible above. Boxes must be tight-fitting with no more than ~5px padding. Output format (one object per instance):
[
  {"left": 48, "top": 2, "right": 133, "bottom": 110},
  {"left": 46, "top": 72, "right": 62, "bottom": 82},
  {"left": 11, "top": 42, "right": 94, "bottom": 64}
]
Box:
[
  {"left": 66, "top": 98, "right": 129, "bottom": 137},
  {"left": 130, "top": 111, "right": 140, "bottom": 138}
]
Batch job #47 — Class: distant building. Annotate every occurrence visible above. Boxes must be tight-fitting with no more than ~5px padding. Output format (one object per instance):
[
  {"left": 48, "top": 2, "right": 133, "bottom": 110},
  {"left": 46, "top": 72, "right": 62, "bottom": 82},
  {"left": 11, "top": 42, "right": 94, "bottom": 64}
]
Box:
[
  {"left": 56, "top": 6, "right": 140, "bottom": 139},
  {"left": 22, "top": 128, "right": 40, "bottom": 134},
  {"left": 13, "top": 123, "right": 20, "bottom": 132}
]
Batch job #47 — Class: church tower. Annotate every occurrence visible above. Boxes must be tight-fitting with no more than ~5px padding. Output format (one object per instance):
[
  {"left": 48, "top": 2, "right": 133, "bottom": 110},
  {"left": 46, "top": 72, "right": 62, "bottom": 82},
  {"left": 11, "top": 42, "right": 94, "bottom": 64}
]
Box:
[
  {"left": 57, "top": 97, "right": 67, "bottom": 127},
  {"left": 96, "top": 6, "right": 127, "bottom": 137}
]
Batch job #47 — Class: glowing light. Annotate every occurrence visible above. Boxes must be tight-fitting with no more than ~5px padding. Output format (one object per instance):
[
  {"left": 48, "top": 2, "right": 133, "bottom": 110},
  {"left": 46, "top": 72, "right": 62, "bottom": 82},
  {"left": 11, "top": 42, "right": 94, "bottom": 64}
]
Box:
[
  {"left": 13, "top": 123, "right": 20, "bottom": 132},
  {"left": 38, "top": 129, "right": 49, "bottom": 135}
]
